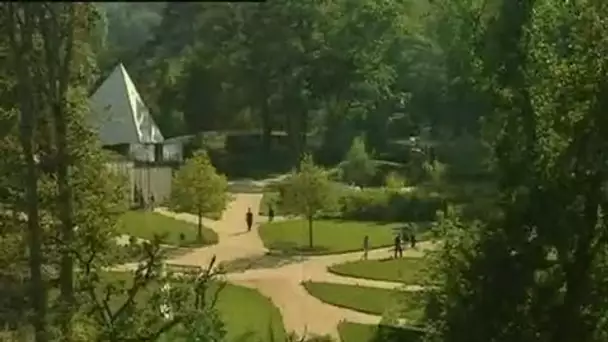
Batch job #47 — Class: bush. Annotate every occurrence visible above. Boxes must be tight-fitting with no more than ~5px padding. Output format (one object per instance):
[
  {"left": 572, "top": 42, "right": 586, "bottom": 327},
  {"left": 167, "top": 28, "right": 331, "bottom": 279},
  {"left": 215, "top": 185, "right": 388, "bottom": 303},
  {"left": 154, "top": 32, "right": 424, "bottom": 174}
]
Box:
[
  {"left": 384, "top": 171, "right": 406, "bottom": 190},
  {"left": 340, "top": 136, "right": 376, "bottom": 186},
  {"left": 337, "top": 187, "right": 444, "bottom": 222}
]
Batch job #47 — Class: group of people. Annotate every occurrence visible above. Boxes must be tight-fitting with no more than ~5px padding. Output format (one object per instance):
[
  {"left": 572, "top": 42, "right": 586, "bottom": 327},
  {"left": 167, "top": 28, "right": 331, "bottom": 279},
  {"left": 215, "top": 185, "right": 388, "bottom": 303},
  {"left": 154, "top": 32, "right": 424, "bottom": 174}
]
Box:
[
  {"left": 244, "top": 205, "right": 275, "bottom": 232},
  {"left": 361, "top": 231, "right": 417, "bottom": 260},
  {"left": 392, "top": 232, "right": 416, "bottom": 258}
]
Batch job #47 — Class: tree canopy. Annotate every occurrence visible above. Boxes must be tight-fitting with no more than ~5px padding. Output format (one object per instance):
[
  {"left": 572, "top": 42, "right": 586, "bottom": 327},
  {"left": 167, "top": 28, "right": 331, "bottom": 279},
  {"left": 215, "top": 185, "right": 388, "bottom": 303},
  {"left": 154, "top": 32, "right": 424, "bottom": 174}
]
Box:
[{"left": 171, "top": 149, "right": 228, "bottom": 241}]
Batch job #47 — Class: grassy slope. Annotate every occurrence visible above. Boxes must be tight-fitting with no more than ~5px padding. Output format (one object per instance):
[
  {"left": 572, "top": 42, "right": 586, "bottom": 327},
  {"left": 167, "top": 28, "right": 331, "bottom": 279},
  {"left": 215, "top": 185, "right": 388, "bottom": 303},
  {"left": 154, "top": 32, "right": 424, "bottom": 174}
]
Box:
[
  {"left": 118, "top": 211, "right": 218, "bottom": 247},
  {"left": 302, "top": 282, "right": 423, "bottom": 320},
  {"left": 216, "top": 283, "right": 286, "bottom": 342},
  {"left": 103, "top": 272, "right": 285, "bottom": 342},
  {"left": 259, "top": 219, "right": 402, "bottom": 255},
  {"left": 329, "top": 257, "right": 427, "bottom": 284}
]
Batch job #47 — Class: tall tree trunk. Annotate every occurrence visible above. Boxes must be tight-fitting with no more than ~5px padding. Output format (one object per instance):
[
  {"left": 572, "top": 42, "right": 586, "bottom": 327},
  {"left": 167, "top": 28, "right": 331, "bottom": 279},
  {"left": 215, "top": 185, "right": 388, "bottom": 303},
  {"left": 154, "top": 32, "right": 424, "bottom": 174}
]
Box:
[
  {"left": 22, "top": 114, "right": 48, "bottom": 342},
  {"left": 7, "top": 5, "right": 48, "bottom": 340},
  {"left": 41, "top": 5, "right": 77, "bottom": 336},
  {"left": 307, "top": 215, "right": 313, "bottom": 249},
  {"left": 54, "top": 103, "right": 75, "bottom": 335}
]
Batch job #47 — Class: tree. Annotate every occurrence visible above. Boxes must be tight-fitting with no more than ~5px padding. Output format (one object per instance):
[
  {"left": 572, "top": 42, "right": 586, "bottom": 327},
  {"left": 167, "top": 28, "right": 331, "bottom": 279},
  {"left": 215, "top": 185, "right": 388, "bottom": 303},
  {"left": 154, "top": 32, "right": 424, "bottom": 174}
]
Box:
[
  {"left": 171, "top": 150, "right": 228, "bottom": 242},
  {"left": 423, "top": 1, "right": 608, "bottom": 342},
  {"left": 2, "top": 4, "right": 227, "bottom": 340},
  {"left": 340, "top": 135, "right": 376, "bottom": 186},
  {"left": 280, "top": 154, "right": 336, "bottom": 249},
  {"left": 5, "top": 4, "right": 50, "bottom": 339}
]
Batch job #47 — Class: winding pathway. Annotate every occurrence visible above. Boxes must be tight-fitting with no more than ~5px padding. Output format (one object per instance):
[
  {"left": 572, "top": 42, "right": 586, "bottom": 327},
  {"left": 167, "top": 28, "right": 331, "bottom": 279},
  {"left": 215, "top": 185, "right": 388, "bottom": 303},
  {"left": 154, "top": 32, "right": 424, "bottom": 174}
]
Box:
[{"left": 130, "top": 193, "right": 434, "bottom": 339}]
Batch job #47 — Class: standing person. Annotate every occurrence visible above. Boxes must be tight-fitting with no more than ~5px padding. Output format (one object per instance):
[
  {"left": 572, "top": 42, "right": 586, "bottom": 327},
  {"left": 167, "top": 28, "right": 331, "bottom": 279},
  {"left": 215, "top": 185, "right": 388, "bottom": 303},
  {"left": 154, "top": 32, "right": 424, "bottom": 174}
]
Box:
[
  {"left": 268, "top": 205, "right": 275, "bottom": 223},
  {"left": 149, "top": 193, "right": 156, "bottom": 211},
  {"left": 410, "top": 233, "right": 417, "bottom": 249},
  {"left": 394, "top": 234, "right": 403, "bottom": 258},
  {"left": 246, "top": 207, "right": 253, "bottom": 232},
  {"left": 362, "top": 235, "right": 369, "bottom": 260}
]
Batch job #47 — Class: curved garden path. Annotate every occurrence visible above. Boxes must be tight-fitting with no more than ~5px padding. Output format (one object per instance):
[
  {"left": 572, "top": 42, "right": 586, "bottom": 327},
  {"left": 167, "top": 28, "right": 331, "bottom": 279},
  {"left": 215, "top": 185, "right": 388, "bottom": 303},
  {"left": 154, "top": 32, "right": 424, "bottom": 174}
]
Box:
[{"left": 141, "top": 193, "right": 434, "bottom": 339}]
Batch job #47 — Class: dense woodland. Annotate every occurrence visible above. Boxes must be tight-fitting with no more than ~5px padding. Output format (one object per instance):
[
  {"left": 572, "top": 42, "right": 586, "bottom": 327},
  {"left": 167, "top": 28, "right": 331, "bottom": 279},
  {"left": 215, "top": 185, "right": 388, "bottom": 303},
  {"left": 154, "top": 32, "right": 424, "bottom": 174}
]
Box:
[
  {"left": 96, "top": 1, "right": 487, "bottom": 171},
  {"left": 1, "top": 1, "right": 608, "bottom": 342}
]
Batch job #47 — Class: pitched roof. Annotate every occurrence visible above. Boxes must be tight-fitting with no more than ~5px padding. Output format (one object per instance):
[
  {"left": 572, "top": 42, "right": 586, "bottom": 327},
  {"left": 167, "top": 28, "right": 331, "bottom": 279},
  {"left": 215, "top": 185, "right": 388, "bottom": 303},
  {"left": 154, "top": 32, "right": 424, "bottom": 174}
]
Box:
[{"left": 88, "top": 63, "right": 164, "bottom": 145}]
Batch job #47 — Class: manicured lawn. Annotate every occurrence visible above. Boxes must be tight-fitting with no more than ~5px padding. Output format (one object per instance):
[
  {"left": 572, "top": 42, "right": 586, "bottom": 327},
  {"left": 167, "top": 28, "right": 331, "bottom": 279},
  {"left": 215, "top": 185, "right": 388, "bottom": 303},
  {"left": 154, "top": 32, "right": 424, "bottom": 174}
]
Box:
[
  {"left": 338, "top": 322, "right": 424, "bottom": 342},
  {"left": 329, "top": 257, "right": 427, "bottom": 284},
  {"left": 215, "top": 283, "right": 286, "bottom": 342},
  {"left": 118, "top": 211, "right": 218, "bottom": 247},
  {"left": 102, "top": 272, "right": 285, "bottom": 342},
  {"left": 258, "top": 219, "right": 401, "bottom": 255},
  {"left": 302, "top": 282, "right": 423, "bottom": 320}
]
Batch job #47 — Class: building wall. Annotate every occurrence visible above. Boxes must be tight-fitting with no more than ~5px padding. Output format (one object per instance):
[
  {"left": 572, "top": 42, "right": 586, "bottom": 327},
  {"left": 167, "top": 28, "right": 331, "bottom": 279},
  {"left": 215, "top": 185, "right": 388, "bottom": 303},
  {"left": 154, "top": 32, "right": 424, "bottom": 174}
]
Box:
[
  {"left": 133, "top": 165, "right": 173, "bottom": 205},
  {"left": 105, "top": 160, "right": 174, "bottom": 206},
  {"left": 105, "top": 160, "right": 135, "bottom": 203}
]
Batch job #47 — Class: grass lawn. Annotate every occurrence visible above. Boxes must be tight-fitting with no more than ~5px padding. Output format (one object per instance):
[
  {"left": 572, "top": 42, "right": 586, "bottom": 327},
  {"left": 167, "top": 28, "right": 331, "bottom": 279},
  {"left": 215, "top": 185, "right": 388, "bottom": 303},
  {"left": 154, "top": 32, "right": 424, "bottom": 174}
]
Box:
[
  {"left": 258, "top": 219, "right": 402, "bottom": 255},
  {"left": 302, "top": 282, "right": 423, "bottom": 320},
  {"left": 329, "top": 257, "right": 427, "bottom": 284},
  {"left": 215, "top": 283, "right": 286, "bottom": 342},
  {"left": 338, "top": 322, "right": 424, "bottom": 342},
  {"left": 102, "top": 272, "right": 285, "bottom": 342},
  {"left": 118, "top": 211, "right": 218, "bottom": 247}
]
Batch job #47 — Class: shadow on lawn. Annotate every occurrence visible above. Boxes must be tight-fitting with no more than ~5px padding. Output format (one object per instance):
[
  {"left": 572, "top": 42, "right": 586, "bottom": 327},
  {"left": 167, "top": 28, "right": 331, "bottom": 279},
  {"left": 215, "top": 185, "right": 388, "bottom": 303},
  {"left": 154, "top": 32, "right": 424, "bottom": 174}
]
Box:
[
  {"left": 267, "top": 241, "right": 331, "bottom": 255},
  {"left": 219, "top": 253, "right": 305, "bottom": 273}
]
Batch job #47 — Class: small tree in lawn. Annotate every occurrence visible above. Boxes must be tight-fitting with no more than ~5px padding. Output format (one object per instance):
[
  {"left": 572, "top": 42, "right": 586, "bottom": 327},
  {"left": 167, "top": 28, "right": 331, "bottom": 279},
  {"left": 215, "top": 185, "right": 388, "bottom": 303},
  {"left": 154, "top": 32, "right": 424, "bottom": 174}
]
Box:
[
  {"left": 340, "top": 135, "right": 376, "bottom": 186},
  {"left": 281, "top": 154, "right": 336, "bottom": 249},
  {"left": 171, "top": 150, "right": 228, "bottom": 242}
]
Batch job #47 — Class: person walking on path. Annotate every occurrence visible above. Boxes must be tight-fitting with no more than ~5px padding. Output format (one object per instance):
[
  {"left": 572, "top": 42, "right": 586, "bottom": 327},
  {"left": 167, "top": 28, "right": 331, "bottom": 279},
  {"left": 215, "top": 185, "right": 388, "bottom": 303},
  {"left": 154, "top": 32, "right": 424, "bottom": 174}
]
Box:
[
  {"left": 394, "top": 234, "right": 403, "bottom": 258},
  {"left": 410, "top": 233, "right": 417, "bottom": 249},
  {"left": 268, "top": 205, "right": 275, "bottom": 223},
  {"left": 362, "top": 235, "right": 369, "bottom": 260},
  {"left": 246, "top": 207, "right": 254, "bottom": 232}
]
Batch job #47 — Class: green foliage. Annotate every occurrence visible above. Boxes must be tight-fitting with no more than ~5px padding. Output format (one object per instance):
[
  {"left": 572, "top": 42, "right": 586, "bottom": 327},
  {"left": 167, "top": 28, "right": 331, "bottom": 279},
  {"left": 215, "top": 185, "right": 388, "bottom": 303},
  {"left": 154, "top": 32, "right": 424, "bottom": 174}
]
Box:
[
  {"left": 117, "top": 211, "right": 218, "bottom": 247},
  {"left": 170, "top": 149, "right": 228, "bottom": 239},
  {"left": 434, "top": 134, "right": 491, "bottom": 181},
  {"left": 1, "top": 4, "right": 228, "bottom": 340},
  {"left": 422, "top": 1, "right": 608, "bottom": 342},
  {"left": 338, "top": 188, "right": 442, "bottom": 223},
  {"left": 258, "top": 219, "right": 401, "bottom": 255},
  {"left": 384, "top": 171, "right": 407, "bottom": 190},
  {"left": 340, "top": 136, "right": 376, "bottom": 186},
  {"left": 422, "top": 161, "right": 446, "bottom": 186},
  {"left": 281, "top": 154, "right": 337, "bottom": 221}
]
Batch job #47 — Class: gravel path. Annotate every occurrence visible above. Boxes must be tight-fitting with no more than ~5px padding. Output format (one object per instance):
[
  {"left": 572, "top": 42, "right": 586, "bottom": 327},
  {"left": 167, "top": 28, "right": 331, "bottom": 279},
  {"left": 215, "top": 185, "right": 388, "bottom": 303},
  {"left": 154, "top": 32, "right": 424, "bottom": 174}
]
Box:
[{"left": 118, "top": 192, "right": 435, "bottom": 339}]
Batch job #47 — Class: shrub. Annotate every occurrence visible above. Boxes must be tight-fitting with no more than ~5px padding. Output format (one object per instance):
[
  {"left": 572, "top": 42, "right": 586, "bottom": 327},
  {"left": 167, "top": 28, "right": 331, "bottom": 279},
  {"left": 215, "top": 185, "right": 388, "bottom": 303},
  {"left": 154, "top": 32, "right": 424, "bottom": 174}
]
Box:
[
  {"left": 337, "top": 187, "right": 443, "bottom": 222},
  {"left": 384, "top": 171, "right": 406, "bottom": 190},
  {"left": 340, "top": 135, "right": 376, "bottom": 186},
  {"left": 338, "top": 188, "right": 391, "bottom": 221}
]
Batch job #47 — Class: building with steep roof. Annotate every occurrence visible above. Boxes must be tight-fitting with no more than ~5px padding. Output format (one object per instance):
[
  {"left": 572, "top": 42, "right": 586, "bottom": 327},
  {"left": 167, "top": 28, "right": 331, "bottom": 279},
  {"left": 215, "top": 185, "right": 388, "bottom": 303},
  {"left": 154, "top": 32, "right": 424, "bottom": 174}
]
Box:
[
  {"left": 89, "top": 63, "right": 178, "bottom": 162},
  {"left": 89, "top": 64, "right": 180, "bottom": 206}
]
